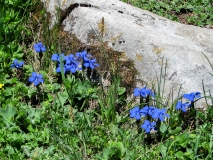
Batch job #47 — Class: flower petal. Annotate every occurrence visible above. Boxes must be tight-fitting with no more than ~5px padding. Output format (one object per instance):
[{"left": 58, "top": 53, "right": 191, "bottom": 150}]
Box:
[
  {"left": 133, "top": 88, "right": 140, "bottom": 97},
  {"left": 51, "top": 54, "right": 59, "bottom": 61},
  {"left": 31, "top": 72, "right": 37, "bottom": 77},
  {"left": 28, "top": 77, "right": 36, "bottom": 83},
  {"left": 34, "top": 80, "right": 39, "bottom": 86}
]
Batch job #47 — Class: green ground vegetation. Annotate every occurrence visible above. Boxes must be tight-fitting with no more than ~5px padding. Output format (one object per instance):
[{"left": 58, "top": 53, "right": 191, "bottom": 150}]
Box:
[{"left": 122, "top": 0, "right": 213, "bottom": 27}]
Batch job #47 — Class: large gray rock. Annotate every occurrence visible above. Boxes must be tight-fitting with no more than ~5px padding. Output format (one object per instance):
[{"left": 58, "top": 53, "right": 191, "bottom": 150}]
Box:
[{"left": 42, "top": 0, "right": 213, "bottom": 108}]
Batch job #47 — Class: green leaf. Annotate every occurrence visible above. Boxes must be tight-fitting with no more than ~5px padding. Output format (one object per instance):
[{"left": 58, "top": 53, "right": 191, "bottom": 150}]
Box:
[
  {"left": 58, "top": 91, "right": 68, "bottom": 106},
  {"left": 103, "top": 148, "right": 111, "bottom": 160},
  {"left": 13, "top": 53, "right": 24, "bottom": 59},
  {"left": 117, "top": 87, "right": 126, "bottom": 95},
  {"left": 186, "top": 4, "right": 193, "bottom": 10},
  {"left": 5, "top": 144, "right": 15, "bottom": 154},
  {"left": 27, "top": 86, "right": 37, "bottom": 98},
  {"left": 47, "top": 93, "right": 53, "bottom": 102},
  {"left": 160, "top": 144, "right": 167, "bottom": 157},
  {"left": 27, "top": 108, "right": 41, "bottom": 124},
  {"left": 3, "top": 88, "right": 12, "bottom": 96},
  {"left": 8, "top": 0, "right": 15, "bottom": 5},
  {"left": 114, "top": 142, "right": 126, "bottom": 157},
  {"left": 169, "top": 126, "right": 182, "bottom": 134},
  {"left": 175, "top": 151, "right": 184, "bottom": 159},
  {"left": 0, "top": 106, "right": 17, "bottom": 126},
  {"left": 160, "top": 123, "right": 168, "bottom": 133}
]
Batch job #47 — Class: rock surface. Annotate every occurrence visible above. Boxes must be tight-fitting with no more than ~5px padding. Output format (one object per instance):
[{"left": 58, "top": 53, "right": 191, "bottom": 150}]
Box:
[{"left": 42, "top": 0, "right": 213, "bottom": 108}]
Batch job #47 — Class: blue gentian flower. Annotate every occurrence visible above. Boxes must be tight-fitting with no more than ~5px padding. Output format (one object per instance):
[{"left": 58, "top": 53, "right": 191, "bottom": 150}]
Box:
[
  {"left": 140, "top": 106, "right": 155, "bottom": 116},
  {"left": 75, "top": 50, "right": 98, "bottom": 69},
  {"left": 83, "top": 58, "right": 99, "bottom": 69},
  {"left": 56, "top": 64, "right": 66, "bottom": 73},
  {"left": 133, "top": 86, "right": 155, "bottom": 98},
  {"left": 76, "top": 50, "right": 92, "bottom": 61},
  {"left": 11, "top": 59, "right": 24, "bottom": 69},
  {"left": 175, "top": 101, "right": 191, "bottom": 112},
  {"left": 54, "top": 53, "right": 82, "bottom": 74},
  {"left": 151, "top": 108, "right": 170, "bottom": 121},
  {"left": 56, "top": 63, "right": 71, "bottom": 73},
  {"left": 183, "top": 92, "right": 201, "bottom": 101},
  {"left": 64, "top": 54, "right": 78, "bottom": 65},
  {"left": 130, "top": 106, "right": 141, "bottom": 120},
  {"left": 65, "top": 63, "right": 79, "bottom": 73},
  {"left": 56, "top": 63, "right": 80, "bottom": 74},
  {"left": 51, "top": 53, "right": 65, "bottom": 62},
  {"left": 51, "top": 54, "right": 59, "bottom": 61},
  {"left": 28, "top": 72, "right": 44, "bottom": 86},
  {"left": 141, "top": 120, "right": 156, "bottom": 133},
  {"left": 33, "top": 42, "right": 46, "bottom": 52}
]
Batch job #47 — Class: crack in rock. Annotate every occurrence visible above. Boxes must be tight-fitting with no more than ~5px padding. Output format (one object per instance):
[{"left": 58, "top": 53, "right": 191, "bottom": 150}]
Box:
[{"left": 60, "top": 3, "right": 96, "bottom": 23}]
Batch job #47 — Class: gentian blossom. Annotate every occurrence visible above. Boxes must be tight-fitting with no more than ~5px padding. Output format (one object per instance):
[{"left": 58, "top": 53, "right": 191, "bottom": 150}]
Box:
[
  {"left": 52, "top": 51, "right": 98, "bottom": 73},
  {"left": 183, "top": 92, "right": 201, "bottom": 102},
  {"left": 141, "top": 120, "right": 156, "bottom": 133},
  {"left": 56, "top": 63, "right": 67, "bottom": 73},
  {"left": 140, "top": 106, "right": 155, "bottom": 117},
  {"left": 52, "top": 53, "right": 81, "bottom": 74},
  {"left": 51, "top": 53, "right": 65, "bottom": 62},
  {"left": 11, "top": 59, "right": 24, "bottom": 69},
  {"left": 65, "top": 64, "right": 80, "bottom": 73},
  {"left": 83, "top": 58, "right": 99, "bottom": 69},
  {"left": 64, "top": 54, "right": 78, "bottom": 65},
  {"left": 76, "top": 50, "right": 92, "bottom": 61},
  {"left": 56, "top": 63, "right": 80, "bottom": 74},
  {"left": 76, "top": 50, "right": 99, "bottom": 69},
  {"left": 175, "top": 101, "right": 191, "bottom": 112},
  {"left": 130, "top": 106, "right": 141, "bottom": 120},
  {"left": 33, "top": 42, "right": 46, "bottom": 52},
  {"left": 133, "top": 86, "right": 155, "bottom": 98},
  {"left": 151, "top": 108, "right": 170, "bottom": 121},
  {"left": 28, "top": 72, "right": 44, "bottom": 86}
]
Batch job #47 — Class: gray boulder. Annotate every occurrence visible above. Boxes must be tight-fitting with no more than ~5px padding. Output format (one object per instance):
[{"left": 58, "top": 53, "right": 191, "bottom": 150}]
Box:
[{"left": 42, "top": 0, "right": 213, "bottom": 108}]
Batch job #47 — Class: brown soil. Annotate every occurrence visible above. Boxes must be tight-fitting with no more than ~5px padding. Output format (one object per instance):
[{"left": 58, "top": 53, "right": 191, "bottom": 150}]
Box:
[{"left": 176, "top": 12, "right": 196, "bottom": 25}]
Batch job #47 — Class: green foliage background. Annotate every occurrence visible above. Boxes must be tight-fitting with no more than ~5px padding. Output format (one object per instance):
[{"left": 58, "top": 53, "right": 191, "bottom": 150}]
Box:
[{"left": 122, "top": 0, "right": 213, "bottom": 27}]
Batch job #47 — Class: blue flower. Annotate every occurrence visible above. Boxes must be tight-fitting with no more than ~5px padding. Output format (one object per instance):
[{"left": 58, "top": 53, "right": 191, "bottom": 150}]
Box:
[
  {"left": 130, "top": 106, "right": 141, "bottom": 120},
  {"left": 28, "top": 72, "right": 44, "bottom": 86},
  {"left": 140, "top": 106, "right": 155, "bottom": 116},
  {"left": 56, "top": 63, "right": 80, "bottom": 74},
  {"left": 83, "top": 58, "right": 99, "bottom": 69},
  {"left": 151, "top": 108, "right": 170, "bottom": 121},
  {"left": 64, "top": 54, "right": 78, "bottom": 65},
  {"left": 141, "top": 120, "right": 156, "bottom": 133},
  {"left": 51, "top": 53, "right": 65, "bottom": 62},
  {"left": 65, "top": 63, "right": 79, "bottom": 73},
  {"left": 33, "top": 42, "right": 46, "bottom": 52},
  {"left": 11, "top": 59, "right": 24, "bottom": 69},
  {"left": 51, "top": 54, "right": 59, "bottom": 61},
  {"left": 56, "top": 63, "right": 69, "bottom": 73},
  {"left": 175, "top": 101, "right": 191, "bottom": 112},
  {"left": 183, "top": 92, "right": 201, "bottom": 101},
  {"left": 75, "top": 51, "right": 98, "bottom": 69},
  {"left": 56, "top": 64, "right": 65, "bottom": 73},
  {"left": 133, "top": 86, "right": 155, "bottom": 98},
  {"left": 53, "top": 53, "right": 82, "bottom": 74},
  {"left": 76, "top": 50, "right": 92, "bottom": 61}
]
